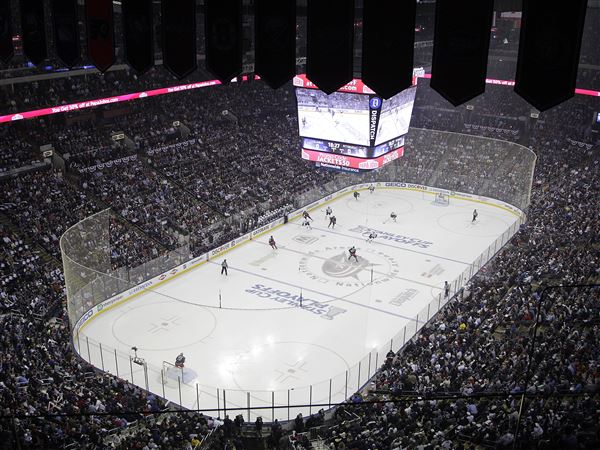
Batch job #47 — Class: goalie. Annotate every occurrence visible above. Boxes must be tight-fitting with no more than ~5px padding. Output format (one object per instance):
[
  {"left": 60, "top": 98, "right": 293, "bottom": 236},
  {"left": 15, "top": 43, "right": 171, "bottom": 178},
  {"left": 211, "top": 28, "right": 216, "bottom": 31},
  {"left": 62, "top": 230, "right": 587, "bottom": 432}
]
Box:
[{"left": 175, "top": 352, "right": 186, "bottom": 368}]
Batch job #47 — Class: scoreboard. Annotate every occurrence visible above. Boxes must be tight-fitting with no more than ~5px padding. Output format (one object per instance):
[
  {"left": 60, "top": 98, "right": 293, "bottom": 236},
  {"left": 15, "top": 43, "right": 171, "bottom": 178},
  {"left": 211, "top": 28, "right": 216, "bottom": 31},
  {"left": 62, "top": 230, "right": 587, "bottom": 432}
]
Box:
[{"left": 294, "top": 74, "right": 417, "bottom": 172}]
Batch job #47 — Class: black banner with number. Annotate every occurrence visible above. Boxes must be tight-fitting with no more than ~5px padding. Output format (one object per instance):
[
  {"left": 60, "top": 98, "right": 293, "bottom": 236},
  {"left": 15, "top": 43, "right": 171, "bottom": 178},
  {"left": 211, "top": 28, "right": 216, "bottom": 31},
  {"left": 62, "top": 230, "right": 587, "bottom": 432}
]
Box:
[
  {"left": 306, "top": 0, "right": 354, "bottom": 94},
  {"left": 122, "top": 0, "right": 154, "bottom": 74},
  {"left": 52, "top": 0, "right": 80, "bottom": 68},
  {"left": 255, "top": 0, "right": 296, "bottom": 89},
  {"left": 430, "top": 0, "right": 494, "bottom": 106},
  {"left": 162, "top": 0, "right": 196, "bottom": 79},
  {"left": 20, "top": 0, "right": 47, "bottom": 65},
  {"left": 515, "top": 0, "right": 587, "bottom": 111},
  {"left": 85, "top": 0, "right": 115, "bottom": 72},
  {"left": 0, "top": 0, "right": 13, "bottom": 64},
  {"left": 362, "top": 0, "right": 416, "bottom": 99},
  {"left": 205, "top": 0, "right": 242, "bottom": 83}
]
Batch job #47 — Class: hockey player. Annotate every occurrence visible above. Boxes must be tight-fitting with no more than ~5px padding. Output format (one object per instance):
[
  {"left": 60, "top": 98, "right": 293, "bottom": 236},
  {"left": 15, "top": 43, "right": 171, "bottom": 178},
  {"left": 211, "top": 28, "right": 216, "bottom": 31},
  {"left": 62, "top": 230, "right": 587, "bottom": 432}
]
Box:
[
  {"left": 302, "top": 210, "right": 313, "bottom": 221},
  {"left": 302, "top": 218, "right": 312, "bottom": 229},
  {"left": 221, "top": 259, "right": 228, "bottom": 276},
  {"left": 328, "top": 215, "right": 336, "bottom": 229},
  {"left": 444, "top": 281, "right": 450, "bottom": 298},
  {"left": 366, "top": 231, "right": 377, "bottom": 243},
  {"left": 348, "top": 246, "right": 358, "bottom": 262},
  {"left": 175, "top": 352, "right": 186, "bottom": 368},
  {"left": 390, "top": 212, "right": 397, "bottom": 223},
  {"left": 369, "top": 185, "right": 375, "bottom": 194},
  {"left": 353, "top": 191, "right": 360, "bottom": 200},
  {"left": 472, "top": 209, "right": 478, "bottom": 223},
  {"left": 268, "top": 236, "right": 277, "bottom": 250},
  {"left": 325, "top": 206, "right": 332, "bottom": 218}
]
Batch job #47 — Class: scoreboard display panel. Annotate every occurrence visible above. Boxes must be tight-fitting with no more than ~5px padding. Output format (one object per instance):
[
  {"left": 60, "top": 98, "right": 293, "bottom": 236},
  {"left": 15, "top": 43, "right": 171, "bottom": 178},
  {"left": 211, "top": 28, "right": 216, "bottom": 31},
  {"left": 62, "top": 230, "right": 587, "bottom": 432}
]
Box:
[
  {"left": 375, "top": 88, "right": 416, "bottom": 145},
  {"left": 294, "top": 74, "right": 416, "bottom": 171},
  {"left": 297, "top": 89, "right": 370, "bottom": 146}
]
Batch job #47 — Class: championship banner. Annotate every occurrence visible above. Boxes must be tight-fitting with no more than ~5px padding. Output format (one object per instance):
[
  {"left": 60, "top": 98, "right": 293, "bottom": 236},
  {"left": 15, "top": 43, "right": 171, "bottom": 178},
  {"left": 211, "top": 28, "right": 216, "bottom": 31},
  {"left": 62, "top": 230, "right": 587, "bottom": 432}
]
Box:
[
  {"left": 162, "top": 0, "right": 196, "bottom": 78},
  {"left": 362, "top": 0, "right": 416, "bottom": 99},
  {"left": 205, "top": 0, "right": 243, "bottom": 83},
  {"left": 85, "top": 0, "right": 115, "bottom": 72},
  {"left": 255, "top": 0, "right": 296, "bottom": 89},
  {"left": 431, "top": 0, "right": 494, "bottom": 106},
  {"left": 515, "top": 0, "right": 587, "bottom": 111},
  {"left": 306, "top": 0, "right": 354, "bottom": 94},
  {"left": 20, "top": 0, "right": 47, "bottom": 65},
  {"left": 122, "top": 0, "right": 154, "bottom": 74},
  {"left": 52, "top": 0, "right": 80, "bottom": 68},
  {"left": 0, "top": 0, "right": 14, "bottom": 63}
]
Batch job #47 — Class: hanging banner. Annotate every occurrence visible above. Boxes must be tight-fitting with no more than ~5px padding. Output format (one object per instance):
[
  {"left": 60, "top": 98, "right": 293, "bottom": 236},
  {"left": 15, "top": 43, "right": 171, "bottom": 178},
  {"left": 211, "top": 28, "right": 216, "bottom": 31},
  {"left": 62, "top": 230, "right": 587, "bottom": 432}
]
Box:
[
  {"left": 85, "top": 0, "right": 115, "bottom": 72},
  {"left": 205, "top": 0, "right": 242, "bottom": 83},
  {"left": 515, "top": 0, "right": 587, "bottom": 111},
  {"left": 0, "top": 0, "right": 13, "bottom": 63},
  {"left": 20, "top": 0, "right": 47, "bottom": 65},
  {"left": 306, "top": 0, "right": 354, "bottom": 94},
  {"left": 162, "top": 0, "right": 196, "bottom": 78},
  {"left": 362, "top": 0, "right": 416, "bottom": 99},
  {"left": 430, "top": 0, "right": 494, "bottom": 106},
  {"left": 255, "top": 0, "right": 296, "bottom": 89},
  {"left": 52, "top": 0, "right": 80, "bottom": 68},
  {"left": 368, "top": 96, "right": 382, "bottom": 147},
  {"left": 122, "top": 0, "right": 154, "bottom": 74}
]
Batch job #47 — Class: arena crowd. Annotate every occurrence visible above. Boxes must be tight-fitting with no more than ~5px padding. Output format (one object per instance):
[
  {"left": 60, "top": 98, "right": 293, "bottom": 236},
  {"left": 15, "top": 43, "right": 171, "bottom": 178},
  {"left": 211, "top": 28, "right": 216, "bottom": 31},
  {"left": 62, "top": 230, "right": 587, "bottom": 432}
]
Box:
[{"left": 1, "top": 32, "right": 599, "bottom": 450}]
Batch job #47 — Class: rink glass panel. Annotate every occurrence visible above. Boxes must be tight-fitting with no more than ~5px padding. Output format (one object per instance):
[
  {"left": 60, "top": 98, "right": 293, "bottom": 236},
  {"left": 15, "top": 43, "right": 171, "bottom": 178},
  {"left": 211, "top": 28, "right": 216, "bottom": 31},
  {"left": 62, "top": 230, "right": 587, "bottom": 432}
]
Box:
[
  {"left": 60, "top": 208, "right": 192, "bottom": 333},
  {"left": 294, "top": 128, "right": 536, "bottom": 212}
]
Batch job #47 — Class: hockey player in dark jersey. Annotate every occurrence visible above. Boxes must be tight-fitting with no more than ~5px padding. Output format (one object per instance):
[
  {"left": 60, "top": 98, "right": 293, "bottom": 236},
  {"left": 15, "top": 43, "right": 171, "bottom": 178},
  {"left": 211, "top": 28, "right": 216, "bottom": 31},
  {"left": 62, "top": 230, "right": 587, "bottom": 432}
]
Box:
[
  {"left": 353, "top": 191, "right": 360, "bottom": 200},
  {"left": 269, "top": 236, "right": 277, "bottom": 249},
  {"left": 328, "top": 215, "right": 336, "bottom": 228},
  {"left": 472, "top": 209, "right": 478, "bottom": 223},
  {"left": 348, "top": 246, "right": 358, "bottom": 262},
  {"left": 366, "top": 232, "right": 377, "bottom": 243},
  {"left": 302, "top": 211, "right": 313, "bottom": 221}
]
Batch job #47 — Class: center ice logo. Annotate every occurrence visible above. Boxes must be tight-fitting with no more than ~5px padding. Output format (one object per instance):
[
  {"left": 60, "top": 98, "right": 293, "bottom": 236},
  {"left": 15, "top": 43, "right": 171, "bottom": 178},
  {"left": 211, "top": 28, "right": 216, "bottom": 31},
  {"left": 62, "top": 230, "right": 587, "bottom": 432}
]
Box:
[
  {"left": 299, "top": 246, "right": 399, "bottom": 287},
  {"left": 322, "top": 252, "right": 373, "bottom": 279}
]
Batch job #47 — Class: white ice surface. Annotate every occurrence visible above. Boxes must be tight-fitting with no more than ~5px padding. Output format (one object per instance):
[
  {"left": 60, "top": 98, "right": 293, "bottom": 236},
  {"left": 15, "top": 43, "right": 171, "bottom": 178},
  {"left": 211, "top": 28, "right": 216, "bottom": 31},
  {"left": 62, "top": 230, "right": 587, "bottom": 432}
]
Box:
[{"left": 79, "top": 188, "right": 518, "bottom": 420}]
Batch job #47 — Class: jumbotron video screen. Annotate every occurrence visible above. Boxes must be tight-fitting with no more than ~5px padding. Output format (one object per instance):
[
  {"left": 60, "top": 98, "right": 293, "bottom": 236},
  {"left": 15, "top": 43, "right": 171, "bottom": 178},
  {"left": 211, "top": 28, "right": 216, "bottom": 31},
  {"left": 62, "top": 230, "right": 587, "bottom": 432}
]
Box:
[{"left": 294, "top": 74, "right": 417, "bottom": 172}]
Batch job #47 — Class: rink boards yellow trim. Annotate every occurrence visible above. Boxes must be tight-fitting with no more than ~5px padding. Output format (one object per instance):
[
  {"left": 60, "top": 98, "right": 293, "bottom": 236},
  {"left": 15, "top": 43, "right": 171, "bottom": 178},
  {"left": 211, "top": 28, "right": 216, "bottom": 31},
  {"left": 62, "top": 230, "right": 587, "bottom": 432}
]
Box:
[
  {"left": 74, "top": 186, "right": 522, "bottom": 338},
  {"left": 303, "top": 186, "right": 522, "bottom": 218}
]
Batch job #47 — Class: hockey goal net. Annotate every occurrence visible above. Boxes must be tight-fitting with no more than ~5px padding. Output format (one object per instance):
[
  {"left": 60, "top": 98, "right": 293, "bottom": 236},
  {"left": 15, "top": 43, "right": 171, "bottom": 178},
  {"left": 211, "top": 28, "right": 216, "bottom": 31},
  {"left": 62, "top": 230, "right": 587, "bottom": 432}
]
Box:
[
  {"left": 433, "top": 192, "right": 450, "bottom": 206},
  {"left": 161, "top": 360, "right": 184, "bottom": 386}
]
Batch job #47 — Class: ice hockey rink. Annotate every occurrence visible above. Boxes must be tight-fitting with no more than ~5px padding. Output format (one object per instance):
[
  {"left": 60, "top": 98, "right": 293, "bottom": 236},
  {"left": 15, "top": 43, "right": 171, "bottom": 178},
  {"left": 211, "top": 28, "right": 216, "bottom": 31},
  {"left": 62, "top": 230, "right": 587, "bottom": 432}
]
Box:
[{"left": 78, "top": 187, "right": 522, "bottom": 420}]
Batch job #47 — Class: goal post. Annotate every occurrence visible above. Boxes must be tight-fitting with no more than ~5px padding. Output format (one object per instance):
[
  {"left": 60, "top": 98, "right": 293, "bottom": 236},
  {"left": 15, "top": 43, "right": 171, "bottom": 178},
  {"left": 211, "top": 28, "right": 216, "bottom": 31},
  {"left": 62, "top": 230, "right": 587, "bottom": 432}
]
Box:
[
  {"left": 423, "top": 189, "right": 450, "bottom": 206},
  {"left": 161, "top": 360, "right": 184, "bottom": 386},
  {"left": 434, "top": 192, "right": 450, "bottom": 206}
]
